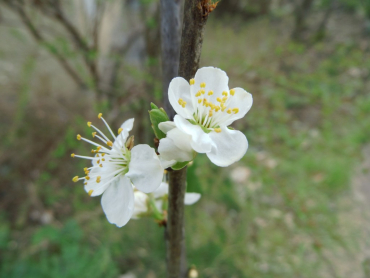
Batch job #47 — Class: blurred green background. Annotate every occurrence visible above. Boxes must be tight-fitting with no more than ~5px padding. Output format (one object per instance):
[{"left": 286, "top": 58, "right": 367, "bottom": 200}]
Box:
[{"left": 1, "top": 0, "right": 370, "bottom": 277}]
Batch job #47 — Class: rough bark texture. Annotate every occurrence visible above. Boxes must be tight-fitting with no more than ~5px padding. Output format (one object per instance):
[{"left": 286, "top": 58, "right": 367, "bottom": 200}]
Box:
[{"left": 162, "top": 1, "right": 212, "bottom": 278}]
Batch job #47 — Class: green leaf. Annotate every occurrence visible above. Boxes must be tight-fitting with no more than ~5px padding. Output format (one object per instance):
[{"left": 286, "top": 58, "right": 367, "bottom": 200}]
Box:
[
  {"left": 150, "top": 102, "right": 159, "bottom": 110},
  {"left": 149, "top": 103, "right": 170, "bottom": 140},
  {"left": 171, "top": 161, "right": 190, "bottom": 170}
]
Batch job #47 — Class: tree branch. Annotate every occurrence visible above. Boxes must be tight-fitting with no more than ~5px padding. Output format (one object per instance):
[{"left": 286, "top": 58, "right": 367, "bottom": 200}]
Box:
[
  {"left": 3, "top": 1, "right": 87, "bottom": 88},
  {"left": 162, "top": 1, "right": 214, "bottom": 278}
]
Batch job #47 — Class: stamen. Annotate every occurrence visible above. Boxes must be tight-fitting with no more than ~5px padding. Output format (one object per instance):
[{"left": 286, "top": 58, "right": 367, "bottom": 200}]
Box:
[
  {"left": 96, "top": 176, "right": 101, "bottom": 183},
  {"left": 100, "top": 164, "right": 103, "bottom": 167},
  {"left": 77, "top": 134, "right": 82, "bottom": 140},
  {"left": 72, "top": 176, "right": 79, "bottom": 182},
  {"left": 198, "top": 99, "right": 202, "bottom": 104},
  {"left": 208, "top": 91, "right": 213, "bottom": 96},
  {"left": 98, "top": 113, "right": 102, "bottom": 119},
  {"left": 222, "top": 96, "right": 228, "bottom": 102},
  {"left": 71, "top": 153, "right": 75, "bottom": 158},
  {"left": 214, "top": 128, "right": 222, "bottom": 133},
  {"left": 85, "top": 176, "right": 90, "bottom": 180},
  {"left": 232, "top": 108, "right": 239, "bottom": 114},
  {"left": 190, "top": 79, "right": 195, "bottom": 85},
  {"left": 118, "top": 128, "right": 123, "bottom": 134},
  {"left": 217, "top": 97, "right": 222, "bottom": 102},
  {"left": 92, "top": 132, "right": 96, "bottom": 137},
  {"left": 222, "top": 91, "right": 228, "bottom": 96},
  {"left": 227, "top": 108, "right": 232, "bottom": 114},
  {"left": 201, "top": 89, "right": 205, "bottom": 95},
  {"left": 230, "top": 89, "right": 235, "bottom": 96},
  {"left": 107, "top": 141, "right": 113, "bottom": 147},
  {"left": 200, "top": 82, "right": 206, "bottom": 88},
  {"left": 88, "top": 190, "right": 93, "bottom": 196},
  {"left": 87, "top": 121, "right": 92, "bottom": 127}
]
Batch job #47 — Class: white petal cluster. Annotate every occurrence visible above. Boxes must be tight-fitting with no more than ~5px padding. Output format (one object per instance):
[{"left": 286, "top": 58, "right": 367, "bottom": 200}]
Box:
[
  {"left": 132, "top": 182, "right": 201, "bottom": 219},
  {"left": 158, "top": 67, "right": 253, "bottom": 167},
  {"left": 72, "top": 115, "right": 164, "bottom": 227}
]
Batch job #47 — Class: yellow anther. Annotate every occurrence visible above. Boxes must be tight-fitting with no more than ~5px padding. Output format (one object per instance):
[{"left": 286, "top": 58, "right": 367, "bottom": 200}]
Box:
[
  {"left": 107, "top": 141, "right": 113, "bottom": 147},
  {"left": 96, "top": 176, "right": 101, "bottom": 183},
  {"left": 71, "top": 153, "right": 75, "bottom": 158},
  {"left": 227, "top": 108, "right": 232, "bottom": 114},
  {"left": 190, "top": 79, "right": 195, "bottom": 85},
  {"left": 84, "top": 167, "right": 88, "bottom": 171},
  {"left": 164, "top": 169, "right": 168, "bottom": 174},
  {"left": 84, "top": 170, "right": 89, "bottom": 175},
  {"left": 209, "top": 110, "right": 213, "bottom": 117},
  {"left": 222, "top": 96, "right": 228, "bottom": 102},
  {"left": 85, "top": 176, "right": 90, "bottom": 180},
  {"left": 84, "top": 182, "right": 87, "bottom": 185},
  {"left": 72, "top": 176, "right": 79, "bottom": 182},
  {"left": 97, "top": 146, "right": 101, "bottom": 151},
  {"left": 200, "top": 82, "right": 206, "bottom": 88},
  {"left": 210, "top": 103, "right": 216, "bottom": 109},
  {"left": 102, "top": 158, "right": 105, "bottom": 161},
  {"left": 91, "top": 149, "right": 95, "bottom": 154},
  {"left": 208, "top": 90, "right": 214, "bottom": 96},
  {"left": 215, "top": 106, "right": 220, "bottom": 112},
  {"left": 178, "top": 98, "right": 184, "bottom": 105},
  {"left": 198, "top": 99, "right": 202, "bottom": 104},
  {"left": 92, "top": 132, "right": 96, "bottom": 137},
  {"left": 118, "top": 127, "right": 123, "bottom": 134},
  {"left": 87, "top": 121, "right": 92, "bottom": 127},
  {"left": 98, "top": 113, "right": 102, "bottom": 119},
  {"left": 217, "top": 97, "right": 222, "bottom": 102},
  {"left": 201, "top": 89, "right": 205, "bottom": 95},
  {"left": 97, "top": 159, "right": 100, "bottom": 164},
  {"left": 230, "top": 89, "right": 235, "bottom": 96},
  {"left": 88, "top": 190, "right": 93, "bottom": 196},
  {"left": 195, "top": 91, "right": 201, "bottom": 97},
  {"left": 181, "top": 101, "right": 187, "bottom": 108},
  {"left": 77, "top": 134, "right": 81, "bottom": 140},
  {"left": 214, "top": 128, "right": 222, "bottom": 133},
  {"left": 96, "top": 154, "right": 100, "bottom": 157},
  {"left": 99, "top": 164, "right": 103, "bottom": 167},
  {"left": 222, "top": 91, "right": 228, "bottom": 96},
  {"left": 101, "top": 153, "right": 105, "bottom": 157},
  {"left": 232, "top": 108, "right": 239, "bottom": 114}
]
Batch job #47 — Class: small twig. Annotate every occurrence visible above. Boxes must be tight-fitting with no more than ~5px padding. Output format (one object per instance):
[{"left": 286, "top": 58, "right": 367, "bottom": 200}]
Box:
[{"left": 3, "top": 1, "right": 86, "bottom": 88}]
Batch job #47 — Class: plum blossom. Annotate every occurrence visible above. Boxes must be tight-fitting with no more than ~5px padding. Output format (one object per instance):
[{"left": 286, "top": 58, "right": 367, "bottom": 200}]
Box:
[
  {"left": 158, "top": 67, "right": 253, "bottom": 167},
  {"left": 71, "top": 114, "right": 164, "bottom": 227},
  {"left": 132, "top": 182, "right": 201, "bottom": 219}
]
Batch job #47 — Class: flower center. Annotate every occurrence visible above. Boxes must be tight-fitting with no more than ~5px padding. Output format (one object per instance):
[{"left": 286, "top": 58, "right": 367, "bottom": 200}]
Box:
[{"left": 178, "top": 80, "right": 240, "bottom": 131}]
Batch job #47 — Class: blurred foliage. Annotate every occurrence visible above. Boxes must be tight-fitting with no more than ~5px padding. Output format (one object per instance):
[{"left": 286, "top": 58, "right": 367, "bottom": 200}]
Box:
[{"left": 0, "top": 0, "right": 369, "bottom": 277}]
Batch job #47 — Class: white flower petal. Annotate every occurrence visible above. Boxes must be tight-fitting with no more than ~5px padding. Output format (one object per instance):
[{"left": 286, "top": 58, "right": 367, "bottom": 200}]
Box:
[
  {"left": 126, "top": 144, "right": 163, "bottom": 193},
  {"left": 101, "top": 176, "right": 134, "bottom": 227},
  {"left": 191, "top": 67, "right": 229, "bottom": 103},
  {"left": 153, "top": 182, "right": 169, "bottom": 198},
  {"left": 120, "top": 118, "right": 134, "bottom": 133},
  {"left": 223, "top": 88, "right": 253, "bottom": 126},
  {"left": 167, "top": 127, "right": 193, "bottom": 153},
  {"left": 158, "top": 137, "right": 194, "bottom": 162},
  {"left": 132, "top": 191, "right": 149, "bottom": 219},
  {"left": 207, "top": 125, "right": 248, "bottom": 167},
  {"left": 174, "top": 115, "right": 213, "bottom": 153},
  {"left": 168, "top": 77, "right": 194, "bottom": 119},
  {"left": 159, "top": 156, "right": 176, "bottom": 169},
  {"left": 158, "top": 121, "right": 177, "bottom": 134},
  {"left": 184, "top": 193, "right": 201, "bottom": 205}
]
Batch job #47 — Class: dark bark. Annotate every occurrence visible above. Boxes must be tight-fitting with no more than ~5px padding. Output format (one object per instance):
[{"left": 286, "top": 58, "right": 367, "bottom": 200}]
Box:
[
  {"left": 292, "top": 0, "right": 315, "bottom": 41},
  {"left": 161, "top": 1, "right": 214, "bottom": 278}
]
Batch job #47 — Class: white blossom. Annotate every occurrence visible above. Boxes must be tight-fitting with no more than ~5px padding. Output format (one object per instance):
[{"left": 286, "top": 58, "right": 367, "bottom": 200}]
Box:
[
  {"left": 158, "top": 67, "right": 253, "bottom": 167},
  {"left": 132, "top": 182, "right": 201, "bottom": 219},
  {"left": 72, "top": 114, "right": 164, "bottom": 227}
]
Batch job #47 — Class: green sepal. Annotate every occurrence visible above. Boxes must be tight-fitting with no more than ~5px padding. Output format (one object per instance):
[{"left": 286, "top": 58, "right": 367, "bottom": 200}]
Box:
[
  {"left": 149, "top": 103, "right": 170, "bottom": 140},
  {"left": 150, "top": 102, "right": 159, "bottom": 110},
  {"left": 200, "top": 125, "right": 212, "bottom": 134},
  {"left": 228, "top": 126, "right": 235, "bottom": 130},
  {"left": 171, "top": 161, "right": 190, "bottom": 170}
]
